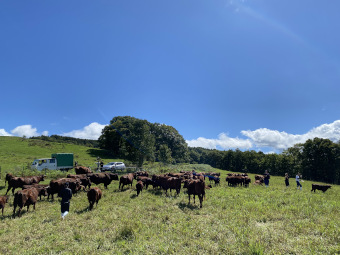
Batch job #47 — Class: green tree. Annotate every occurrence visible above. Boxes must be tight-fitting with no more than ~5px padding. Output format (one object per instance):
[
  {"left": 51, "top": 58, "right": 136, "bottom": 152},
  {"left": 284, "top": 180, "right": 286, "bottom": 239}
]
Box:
[
  {"left": 301, "top": 138, "right": 339, "bottom": 183},
  {"left": 151, "top": 123, "right": 189, "bottom": 163},
  {"left": 98, "top": 116, "right": 155, "bottom": 167},
  {"left": 158, "top": 144, "right": 173, "bottom": 165}
]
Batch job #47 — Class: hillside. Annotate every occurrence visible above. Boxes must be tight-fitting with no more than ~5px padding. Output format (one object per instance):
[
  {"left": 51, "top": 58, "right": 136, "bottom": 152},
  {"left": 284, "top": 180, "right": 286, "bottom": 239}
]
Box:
[{"left": 0, "top": 136, "right": 119, "bottom": 175}]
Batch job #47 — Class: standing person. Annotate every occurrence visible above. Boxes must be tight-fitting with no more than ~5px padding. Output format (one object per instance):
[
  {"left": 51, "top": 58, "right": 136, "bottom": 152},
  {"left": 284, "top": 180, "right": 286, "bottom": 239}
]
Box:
[
  {"left": 264, "top": 170, "right": 270, "bottom": 187},
  {"left": 59, "top": 182, "right": 72, "bottom": 220},
  {"left": 285, "top": 173, "right": 290, "bottom": 187},
  {"left": 296, "top": 172, "right": 302, "bottom": 190}
]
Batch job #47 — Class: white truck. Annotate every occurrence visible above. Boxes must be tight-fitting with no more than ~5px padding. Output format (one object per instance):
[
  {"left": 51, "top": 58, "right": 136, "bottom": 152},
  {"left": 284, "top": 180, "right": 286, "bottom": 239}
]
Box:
[{"left": 31, "top": 153, "right": 74, "bottom": 171}]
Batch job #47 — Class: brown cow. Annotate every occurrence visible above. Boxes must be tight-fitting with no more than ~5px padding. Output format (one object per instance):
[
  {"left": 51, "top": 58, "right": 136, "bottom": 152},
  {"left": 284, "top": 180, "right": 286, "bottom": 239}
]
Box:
[
  {"left": 134, "top": 171, "right": 149, "bottom": 179},
  {"left": 22, "top": 184, "right": 49, "bottom": 200},
  {"left": 13, "top": 188, "right": 39, "bottom": 217},
  {"left": 311, "top": 184, "right": 332, "bottom": 193},
  {"left": 253, "top": 180, "right": 263, "bottom": 186},
  {"left": 48, "top": 178, "right": 81, "bottom": 199},
  {"left": 67, "top": 174, "right": 92, "bottom": 190},
  {"left": 166, "top": 177, "right": 182, "bottom": 195},
  {"left": 6, "top": 175, "right": 45, "bottom": 195},
  {"left": 136, "top": 176, "right": 153, "bottom": 190},
  {"left": 183, "top": 179, "right": 206, "bottom": 208},
  {"left": 119, "top": 173, "right": 134, "bottom": 190},
  {"left": 244, "top": 176, "right": 251, "bottom": 187},
  {"left": 226, "top": 174, "right": 244, "bottom": 186},
  {"left": 0, "top": 195, "right": 9, "bottom": 216},
  {"left": 75, "top": 166, "right": 93, "bottom": 174},
  {"left": 136, "top": 181, "right": 144, "bottom": 196},
  {"left": 87, "top": 187, "right": 102, "bottom": 210},
  {"left": 5, "top": 173, "right": 14, "bottom": 187},
  {"left": 255, "top": 175, "right": 264, "bottom": 183},
  {"left": 87, "top": 173, "right": 118, "bottom": 189}
]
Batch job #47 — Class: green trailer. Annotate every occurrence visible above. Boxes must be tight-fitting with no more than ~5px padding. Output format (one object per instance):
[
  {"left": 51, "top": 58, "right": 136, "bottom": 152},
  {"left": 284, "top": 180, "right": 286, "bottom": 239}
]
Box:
[
  {"left": 51, "top": 153, "right": 74, "bottom": 170},
  {"left": 31, "top": 153, "right": 74, "bottom": 171}
]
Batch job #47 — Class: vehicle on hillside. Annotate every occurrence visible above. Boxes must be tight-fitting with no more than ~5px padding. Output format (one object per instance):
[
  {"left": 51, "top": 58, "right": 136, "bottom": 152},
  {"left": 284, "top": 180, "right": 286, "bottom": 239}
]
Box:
[
  {"left": 101, "top": 162, "right": 126, "bottom": 172},
  {"left": 31, "top": 153, "right": 74, "bottom": 171}
]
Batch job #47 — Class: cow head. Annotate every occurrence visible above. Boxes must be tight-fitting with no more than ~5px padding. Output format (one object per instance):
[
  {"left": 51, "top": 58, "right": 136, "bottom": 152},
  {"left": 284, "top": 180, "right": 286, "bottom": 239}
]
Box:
[{"left": 183, "top": 180, "right": 190, "bottom": 189}]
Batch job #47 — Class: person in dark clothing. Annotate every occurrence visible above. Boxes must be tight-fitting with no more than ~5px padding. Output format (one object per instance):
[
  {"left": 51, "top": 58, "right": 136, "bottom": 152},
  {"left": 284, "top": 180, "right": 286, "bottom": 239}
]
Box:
[
  {"left": 264, "top": 170, "right": 270, "bottom": 187},
  {"left": 58, "top": 182, "right": 72, "bottom": 220},
  {"left": 285, "top": 173, "right": 290, "bottom": 187}
]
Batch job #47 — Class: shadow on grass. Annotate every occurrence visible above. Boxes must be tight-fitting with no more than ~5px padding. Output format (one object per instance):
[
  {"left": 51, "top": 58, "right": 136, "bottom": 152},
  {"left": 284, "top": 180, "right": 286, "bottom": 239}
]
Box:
[
  {"left": 86, "top": 149, "right": 115, "bottom": 160},
  {"left": 1, "top": 214, "right": 14, "bottom": 220},
  {"left": 147, "top": 189, "right": 163, "bottom": 196},
  {"left": 130, "top": 194, "right": 137, "bottom": 199},
  {"left": 118, "top": 187, "right": 133, "bottom": 192},
  {"left": 177, "top": 202, "right": 198, "bottom": 211},
  {"left": 12, "top": 208, "right": 33, "bottom": 218},
  {"left": 0, "top": 186, "right": 5, "bottom": 191},
  {"left": 75, "top": 207, "right": 90, "bottom": 214}
]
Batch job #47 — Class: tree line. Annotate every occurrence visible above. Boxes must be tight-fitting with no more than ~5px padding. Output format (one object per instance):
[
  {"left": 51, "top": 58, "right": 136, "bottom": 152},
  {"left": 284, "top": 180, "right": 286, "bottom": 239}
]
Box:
[
  {"left": 188, "top": 137, "right": 340, "bottom": 184},
  {"left": 30, "top": 135, "right": 99, "bottom": 148}
]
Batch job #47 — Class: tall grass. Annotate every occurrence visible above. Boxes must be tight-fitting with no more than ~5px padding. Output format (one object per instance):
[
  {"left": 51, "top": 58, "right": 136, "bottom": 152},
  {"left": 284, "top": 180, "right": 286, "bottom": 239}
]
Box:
[{"left": 0, "top": 169, "right": 338, "bottom": 254}]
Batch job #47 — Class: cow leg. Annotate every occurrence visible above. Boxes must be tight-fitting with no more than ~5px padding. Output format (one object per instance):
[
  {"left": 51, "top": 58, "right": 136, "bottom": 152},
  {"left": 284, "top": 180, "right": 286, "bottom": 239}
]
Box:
[
  {"left": 199, "top": 195, "right": 203, "bottom": 208},
  {"left": 5, "top": 186, "right": 11, "bottom": 195},
  {"left": 188, "top": 194, "right": 191, "bottom": 204},
  {"left": 2, "top": 207, "right": 3, "bottom": 216}
]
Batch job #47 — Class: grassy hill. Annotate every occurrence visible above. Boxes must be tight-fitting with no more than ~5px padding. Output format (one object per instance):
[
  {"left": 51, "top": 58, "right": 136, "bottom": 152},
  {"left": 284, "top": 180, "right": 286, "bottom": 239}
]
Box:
[
  {"left": 0, "top": 136, "right": 122, "bottom": 176},
  {"left": 0, "top": 136, "right": 339, "bottom": 254}
]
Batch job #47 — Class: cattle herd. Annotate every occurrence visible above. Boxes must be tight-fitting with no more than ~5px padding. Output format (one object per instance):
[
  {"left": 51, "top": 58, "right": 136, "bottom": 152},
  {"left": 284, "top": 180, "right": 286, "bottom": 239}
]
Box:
[{"left": 0, "top": 166, "right": 333, "bottom": 218}]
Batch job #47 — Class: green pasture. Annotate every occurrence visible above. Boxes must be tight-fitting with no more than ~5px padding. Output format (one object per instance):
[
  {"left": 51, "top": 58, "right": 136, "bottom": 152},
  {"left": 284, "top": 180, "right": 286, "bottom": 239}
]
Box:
[
  {"left": 0, "top": 136, "right": 124, "bottom": 177},
  {"left": 0, "top": 137, "right": 339, "bottom": 254}
]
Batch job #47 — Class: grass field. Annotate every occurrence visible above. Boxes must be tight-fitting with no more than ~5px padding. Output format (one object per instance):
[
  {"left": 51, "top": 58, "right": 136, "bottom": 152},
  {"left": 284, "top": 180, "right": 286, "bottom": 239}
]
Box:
[{"left": 0, "top": 137, "right": 339, "bottom": 254}]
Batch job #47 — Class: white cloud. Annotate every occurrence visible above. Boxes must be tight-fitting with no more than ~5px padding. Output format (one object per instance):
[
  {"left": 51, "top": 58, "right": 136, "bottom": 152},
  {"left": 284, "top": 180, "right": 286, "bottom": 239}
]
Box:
[
  {"left": 241, "top": 120, "right": 340, "bottom": 150},
  {"left": 61, "top": 122, "right": 107, "bottom": 140},
  {"left": 0, "top": 129, "right": 12, "bottom": 136},
  {"left": 241, "top": 128, "right": 299, "bottom": 150},
  {"left": 10, "top": 125, "right": 48, "bottom": 138},
  {"left": 187, "top": 120, "right": 340, "bottom": 151},
  {"left": 186, "top": 133, "right": 253, "bottom": 150},
  {"left": 42, "top": 131, "right": 49, "bottom": 136}
]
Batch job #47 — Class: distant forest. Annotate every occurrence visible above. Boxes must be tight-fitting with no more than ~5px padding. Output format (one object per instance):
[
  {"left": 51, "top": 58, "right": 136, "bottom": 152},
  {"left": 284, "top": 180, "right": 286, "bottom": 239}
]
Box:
[
  {"left": 31, "top": 135, "right": 99, "bottom": 148},
  {"left": 188, "top": 137, "right": 340, "bottom": 185},
  {"left": 31, "top": 117, "right": 340, "bottom": 185}
]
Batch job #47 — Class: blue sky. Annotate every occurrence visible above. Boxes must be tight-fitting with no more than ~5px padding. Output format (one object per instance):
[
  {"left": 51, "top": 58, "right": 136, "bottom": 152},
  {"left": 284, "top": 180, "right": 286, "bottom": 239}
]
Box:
[{"left": 1, "top": 0, "right": 340, "bottom": 153}]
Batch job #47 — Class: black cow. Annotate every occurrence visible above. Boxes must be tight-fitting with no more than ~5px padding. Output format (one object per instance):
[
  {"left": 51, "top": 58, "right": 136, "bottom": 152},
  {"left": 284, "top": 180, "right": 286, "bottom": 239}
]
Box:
[{"left": 311, "top": 184, "right": 332, "bottom": 193}]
